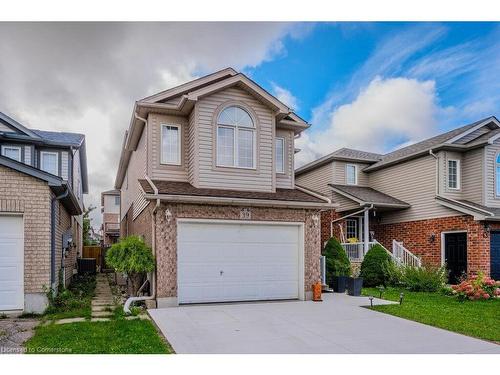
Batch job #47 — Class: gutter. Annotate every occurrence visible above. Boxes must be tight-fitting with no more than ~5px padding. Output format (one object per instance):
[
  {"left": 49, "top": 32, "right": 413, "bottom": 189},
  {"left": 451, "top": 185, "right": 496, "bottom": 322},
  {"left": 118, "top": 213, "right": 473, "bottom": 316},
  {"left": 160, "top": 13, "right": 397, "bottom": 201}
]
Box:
[{"left": 142, "top": 193, "right": 334, "bottom": 209}]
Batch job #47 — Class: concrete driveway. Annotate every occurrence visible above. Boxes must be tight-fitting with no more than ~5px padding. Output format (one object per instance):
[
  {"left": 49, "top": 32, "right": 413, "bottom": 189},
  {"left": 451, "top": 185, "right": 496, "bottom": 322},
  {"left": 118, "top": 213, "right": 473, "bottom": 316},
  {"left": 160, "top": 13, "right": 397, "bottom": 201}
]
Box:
[{"left": 149, "top": 293, "right": 500, "bottom": 354}]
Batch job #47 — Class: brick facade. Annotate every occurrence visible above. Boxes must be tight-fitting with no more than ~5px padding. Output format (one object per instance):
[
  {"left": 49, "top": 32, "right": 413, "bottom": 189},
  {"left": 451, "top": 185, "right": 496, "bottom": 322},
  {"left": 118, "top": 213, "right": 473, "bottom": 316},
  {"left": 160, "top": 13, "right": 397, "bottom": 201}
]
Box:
[
  {"left": 320, "top": 206, "right": 493, "bottom": 277},
  {"left": 0, "top": 165, "right": 52, "bottom": 293},
  {"left": 122, "top": 201, "right": 322, "bottom": 302}
]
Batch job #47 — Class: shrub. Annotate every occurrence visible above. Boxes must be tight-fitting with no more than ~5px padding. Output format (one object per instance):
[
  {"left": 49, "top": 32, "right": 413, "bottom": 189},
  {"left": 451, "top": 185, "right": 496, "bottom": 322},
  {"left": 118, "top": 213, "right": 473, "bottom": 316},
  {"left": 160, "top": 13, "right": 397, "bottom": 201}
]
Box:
[
  {"left": 106, "top": 236, "right": 155, "bottom": 296},
  {"left": 360, "top": 244, "right": 392, "bottom": 287},
  {"left": 45, "top": 274, "right": 96, "bottom": 315},
  {"left": 324, "top": 237, "right": 351, "bottom": 285},
  {"left": 399, "top": 265, "right": 447, "bottom": 292},
  {"left": 451, "top": 272, "right": 500, "bottom": 301}
]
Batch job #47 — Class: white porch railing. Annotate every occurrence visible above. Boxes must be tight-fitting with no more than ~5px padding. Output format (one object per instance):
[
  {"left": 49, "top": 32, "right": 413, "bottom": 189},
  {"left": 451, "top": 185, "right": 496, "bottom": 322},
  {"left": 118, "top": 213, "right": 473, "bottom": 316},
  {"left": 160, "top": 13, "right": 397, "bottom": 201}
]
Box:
[
  {"left": 341, "top": 240, "right": 422, "bottom": 268},
  {"left": 341, "top": 241, "right": 378, "bottom": 261},
  {"left": 392, "top": 240, "right": 422, "bottom": 267}
]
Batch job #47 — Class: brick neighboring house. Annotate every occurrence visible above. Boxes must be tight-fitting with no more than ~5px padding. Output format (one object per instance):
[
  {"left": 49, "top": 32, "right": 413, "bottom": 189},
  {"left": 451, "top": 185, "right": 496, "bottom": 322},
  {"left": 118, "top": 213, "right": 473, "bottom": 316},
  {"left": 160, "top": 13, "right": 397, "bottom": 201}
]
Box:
[
  {"left": 295, "top": 116, "right": 500, "bottom": 283},
  {"left": 115, "top": 68, "right": 333, "bottom": 307},
  {"left": 101, "top": 189, "right": 120, "bottom": 246},
  {"left": 0, "top": 112, "right": 88, "bottom": 313}
]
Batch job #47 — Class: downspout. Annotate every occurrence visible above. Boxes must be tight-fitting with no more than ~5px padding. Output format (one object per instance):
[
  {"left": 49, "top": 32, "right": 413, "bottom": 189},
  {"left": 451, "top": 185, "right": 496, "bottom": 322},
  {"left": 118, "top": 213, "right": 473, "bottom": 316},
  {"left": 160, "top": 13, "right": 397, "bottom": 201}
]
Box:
[
  {"left": 123, "top": 112, "right": 157, "bottom": 314},
  {"left": 429, "top": 149, "right": 439, "bottom": 195},
  {"left": 51, "top": 189, "right": 70, "bottom": 290}
]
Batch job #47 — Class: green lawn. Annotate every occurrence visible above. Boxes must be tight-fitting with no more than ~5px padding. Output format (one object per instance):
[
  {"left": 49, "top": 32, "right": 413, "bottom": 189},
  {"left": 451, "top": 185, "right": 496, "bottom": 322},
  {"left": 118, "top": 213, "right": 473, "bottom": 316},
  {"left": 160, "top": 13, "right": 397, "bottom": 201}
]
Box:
[
  {"left": 363, "top": 287, "right": 500, "bottom": 343},
  {"left": 25, "top": 319, "right": 172, "bottom": 354}
]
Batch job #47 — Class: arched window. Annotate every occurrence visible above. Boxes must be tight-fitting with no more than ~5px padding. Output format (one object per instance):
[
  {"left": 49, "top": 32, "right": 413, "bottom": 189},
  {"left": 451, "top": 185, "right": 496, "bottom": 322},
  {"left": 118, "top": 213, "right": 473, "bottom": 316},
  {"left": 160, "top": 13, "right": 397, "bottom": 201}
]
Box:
[
  {"left": 496, "top": 153, "right": 500, "bottom": 196},
  {"left": 216, "top": 106, "right": 255, "bottom": 168}
]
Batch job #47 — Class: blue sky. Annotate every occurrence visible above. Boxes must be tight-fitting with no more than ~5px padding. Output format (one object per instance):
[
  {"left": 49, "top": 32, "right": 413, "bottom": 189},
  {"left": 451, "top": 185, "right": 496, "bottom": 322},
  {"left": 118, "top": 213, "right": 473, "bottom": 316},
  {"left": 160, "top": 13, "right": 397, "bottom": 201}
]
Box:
[
  {"left": 241, "top": 22, "right": 499, "bottom": 163},
  {"left": 1, "top": 22, "right": 498, "bottom": 225}
]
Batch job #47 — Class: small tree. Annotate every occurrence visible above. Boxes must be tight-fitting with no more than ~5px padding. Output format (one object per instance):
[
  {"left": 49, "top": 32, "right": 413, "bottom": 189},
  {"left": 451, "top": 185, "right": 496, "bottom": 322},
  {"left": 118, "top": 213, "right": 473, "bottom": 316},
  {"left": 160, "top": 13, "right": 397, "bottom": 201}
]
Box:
[
  {"left": 324, "top": 237, "right": 351, "bottom": 285},
  {"left": 106, "top": 236, "right": 155, "bottom": 296},
  {"left": 83, "top": 205, "right": 98, "bottom": 246},
  {"left": 360, "top": 244, "right": 393, "bottom": 287}
]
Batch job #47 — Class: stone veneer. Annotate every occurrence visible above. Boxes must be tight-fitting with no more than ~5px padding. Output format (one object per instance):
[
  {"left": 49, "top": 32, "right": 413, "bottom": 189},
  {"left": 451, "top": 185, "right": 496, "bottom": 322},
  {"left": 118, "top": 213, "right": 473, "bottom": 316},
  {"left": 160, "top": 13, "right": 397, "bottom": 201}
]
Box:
[{"left": 137, "top": 203, "right": 322, "bottom": 304}]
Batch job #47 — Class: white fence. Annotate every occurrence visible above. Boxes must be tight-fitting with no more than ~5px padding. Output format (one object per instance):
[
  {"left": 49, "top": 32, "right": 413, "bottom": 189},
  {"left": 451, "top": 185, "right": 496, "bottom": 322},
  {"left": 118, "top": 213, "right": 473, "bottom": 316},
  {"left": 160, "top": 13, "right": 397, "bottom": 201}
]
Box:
[
  {"left": 341, "top": 240, "right": 422, "bottom": 268},
  {"left": 340, "top": 241, "right": 378, "bottom": 261}
]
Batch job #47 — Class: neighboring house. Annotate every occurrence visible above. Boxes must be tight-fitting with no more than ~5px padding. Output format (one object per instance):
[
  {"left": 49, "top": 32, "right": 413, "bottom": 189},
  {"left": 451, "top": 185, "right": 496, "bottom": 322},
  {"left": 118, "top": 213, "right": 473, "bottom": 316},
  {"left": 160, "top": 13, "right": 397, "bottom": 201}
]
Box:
[
  {"left": 115, "top": 68, "right": 332, "bottom": 307},
  {"left": 0, "top": 112, "right": 88, "bottom": 313},
  {"left": 296, "top": 116, "right": 500, "bottom": 283},
  {"left": 101, "top": 189, "right": 120, "bottom": 246}
]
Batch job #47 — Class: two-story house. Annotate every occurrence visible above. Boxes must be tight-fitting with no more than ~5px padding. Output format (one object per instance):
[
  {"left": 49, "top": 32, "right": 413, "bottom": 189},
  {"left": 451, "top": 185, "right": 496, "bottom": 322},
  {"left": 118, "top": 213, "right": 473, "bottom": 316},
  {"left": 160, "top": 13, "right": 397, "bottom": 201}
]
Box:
[
  {"left": 115, "top": 68, "right": 332, "bottom": 307},
  {"left": 0, "top": 111, "right": 88, "bottom": 313},
  {"left": 101, "top": 189, "right": 121, "bottom": 246},
  {"left": 296, "top": 116, "right": 500, "bottom": 283}
]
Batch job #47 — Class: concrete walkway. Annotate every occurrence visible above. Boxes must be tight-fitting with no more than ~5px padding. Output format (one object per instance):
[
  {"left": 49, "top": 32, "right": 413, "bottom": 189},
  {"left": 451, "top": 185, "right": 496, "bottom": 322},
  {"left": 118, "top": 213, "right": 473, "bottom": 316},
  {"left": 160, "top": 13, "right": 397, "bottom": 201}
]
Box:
[
  {"left": 90, "top": 274, "right": 115, "bottom": 322},
  {"left": 149, "top": 293, "right": 500, "bottom": 354}
]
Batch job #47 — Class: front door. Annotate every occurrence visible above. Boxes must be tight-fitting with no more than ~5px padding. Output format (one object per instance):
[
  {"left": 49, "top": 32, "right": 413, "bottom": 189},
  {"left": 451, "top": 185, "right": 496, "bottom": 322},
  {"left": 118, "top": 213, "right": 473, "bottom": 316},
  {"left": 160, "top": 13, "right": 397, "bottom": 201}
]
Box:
[
  {"left": 490, "top": 231, "right": 500, "bottom": 280},
  {"left": 444, "top": 232, "right": 467, "bottom": 284}
]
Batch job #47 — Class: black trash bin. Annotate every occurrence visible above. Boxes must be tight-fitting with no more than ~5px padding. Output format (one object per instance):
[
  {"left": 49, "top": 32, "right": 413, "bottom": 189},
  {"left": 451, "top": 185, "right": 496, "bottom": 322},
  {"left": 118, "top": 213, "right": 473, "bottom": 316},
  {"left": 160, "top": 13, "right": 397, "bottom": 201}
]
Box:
[
  {"left": 347, "top": 277, "right": 363, "bottom": 296},
  {"left": 332, "top": 275, "right": 349, "bottom": 293}
]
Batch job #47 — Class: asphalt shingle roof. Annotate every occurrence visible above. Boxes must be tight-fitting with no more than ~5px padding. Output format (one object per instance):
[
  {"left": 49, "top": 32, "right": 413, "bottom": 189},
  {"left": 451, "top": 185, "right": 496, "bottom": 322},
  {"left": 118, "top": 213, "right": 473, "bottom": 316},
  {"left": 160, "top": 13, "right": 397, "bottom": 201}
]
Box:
[
  {"left": 330, "top": 184, "right": 410, "bottom": 207},
  {"left": 32, "top": 129, "right": 85, "bottom": 146}
]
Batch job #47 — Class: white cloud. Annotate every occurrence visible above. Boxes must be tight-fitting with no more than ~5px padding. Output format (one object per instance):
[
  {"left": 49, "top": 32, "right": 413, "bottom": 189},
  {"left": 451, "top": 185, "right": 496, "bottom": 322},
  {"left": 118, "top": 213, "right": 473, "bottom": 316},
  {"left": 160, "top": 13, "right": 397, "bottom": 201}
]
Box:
[
  {"left": 296, "top": 77, "right": 439, "bottom": 166},
  {"left": 0, "top": 22, "right": 305, "bottom": 227},
  {"left": 271, "top": 83, "right": 299, "bottom": 110}
]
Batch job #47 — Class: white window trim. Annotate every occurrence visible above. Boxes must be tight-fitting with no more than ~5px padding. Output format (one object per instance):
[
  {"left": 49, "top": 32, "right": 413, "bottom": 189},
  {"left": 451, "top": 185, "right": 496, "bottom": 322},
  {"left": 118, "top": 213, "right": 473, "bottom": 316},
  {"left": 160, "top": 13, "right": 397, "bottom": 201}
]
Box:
[
  {"left": 40, "top": 151, "right": 59, "bottom": 176},
  {"left": 1, "top": 145, "right": 22, "bottom": 162},
  {"left": 447, "top": 159, "right": 461, "bottom": 190},
  {"left": 216, "top": 107, "right": 256, "bottom": 170},
  {"left": 160, "top": 124, "right": 182, "bottom": 166},
  {"left": 345, "top": 164, "right": 358, "bottom": 185},
  {"left": 346, "top": 218, "right": 358, "bottom": 239},
  {"left": 275, "top": 137, "right": 285, "bottom": 174}
]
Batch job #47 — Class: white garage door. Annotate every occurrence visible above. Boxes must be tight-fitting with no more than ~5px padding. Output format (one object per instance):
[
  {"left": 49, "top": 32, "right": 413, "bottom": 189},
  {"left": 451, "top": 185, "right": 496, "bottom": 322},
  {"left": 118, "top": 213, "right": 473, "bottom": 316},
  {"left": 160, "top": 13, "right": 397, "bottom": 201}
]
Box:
[
  {"left": 177, "top": 221, "right": 303, "bottom": 304},
  {"left": 0, "top": 215, "right": 24, "bottom": 311}
]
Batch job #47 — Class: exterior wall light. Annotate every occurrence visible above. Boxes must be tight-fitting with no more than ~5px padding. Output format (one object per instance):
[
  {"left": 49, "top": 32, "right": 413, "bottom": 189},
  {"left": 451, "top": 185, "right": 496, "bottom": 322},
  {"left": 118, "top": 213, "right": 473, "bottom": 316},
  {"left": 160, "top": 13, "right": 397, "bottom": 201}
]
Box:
[
  {"left": 312, "top": 214, "right": 320, "bottom": 227},
  {"left": 429, "top": 233, "right": 436, "bottom": 243},
  {"left": 165, "top": 208, "right": 172, "bottom": 223}
]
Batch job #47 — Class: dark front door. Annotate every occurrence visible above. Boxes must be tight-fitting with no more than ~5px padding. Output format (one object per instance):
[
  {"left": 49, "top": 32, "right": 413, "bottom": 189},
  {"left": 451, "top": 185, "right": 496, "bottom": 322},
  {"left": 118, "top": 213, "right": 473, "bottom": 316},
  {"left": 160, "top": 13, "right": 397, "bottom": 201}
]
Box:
[
  {"left": 444, "top": 232, "right": 467, "bottom": 284},
  {"left": 490, "top": 231, "right": 500, "bottom": 280}
]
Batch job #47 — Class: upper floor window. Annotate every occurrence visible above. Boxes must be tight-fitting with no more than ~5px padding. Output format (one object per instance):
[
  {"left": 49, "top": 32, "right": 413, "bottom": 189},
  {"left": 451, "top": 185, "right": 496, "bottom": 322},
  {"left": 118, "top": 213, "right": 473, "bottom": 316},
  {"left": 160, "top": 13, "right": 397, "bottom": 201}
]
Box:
[
  {"left": 496, "top": 154, "right": 500, "bottom": 196},
  {"left": 275, "top": 137, "right": 285, "bottom": 174},
  {"left": 161, "top": 124, "right": 181, "bottom": 165},
  {"left": 1, "top": 145, "right": 21, "bottom": 162},
  {"left": 40, "top": 151, "right": 58, "bottom": 175},
  {"left": 115, "top": 196, "right": 120, "bottom": 205},
  {"left": 447, "top": 159, "right": 460, "bottom": 190},
  {"left": 346, "top": 164, "right": 357, "bottom": 185},
  {"left": 216, "top": 106, "right": 255, "bottom": 169}
]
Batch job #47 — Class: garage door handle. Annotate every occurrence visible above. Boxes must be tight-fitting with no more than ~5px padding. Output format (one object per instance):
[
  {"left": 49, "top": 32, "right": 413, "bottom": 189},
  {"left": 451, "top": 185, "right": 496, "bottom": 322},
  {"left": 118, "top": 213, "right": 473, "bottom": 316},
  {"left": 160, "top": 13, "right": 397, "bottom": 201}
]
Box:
[{"left": 220, "top": 270, "right": 224, "bottom": 276}]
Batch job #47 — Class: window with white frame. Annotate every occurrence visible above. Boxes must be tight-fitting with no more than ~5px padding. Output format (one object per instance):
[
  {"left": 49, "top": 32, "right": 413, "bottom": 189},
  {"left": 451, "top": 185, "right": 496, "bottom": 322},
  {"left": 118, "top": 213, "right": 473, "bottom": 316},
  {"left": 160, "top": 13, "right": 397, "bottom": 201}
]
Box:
[
  {"left": 161, "top": 125, "right": 181, "bottom": 165},
  {"left": 346, "top": 219, "right": 358, "bottom": 240},
  {"left": 275, "top": 137, "right": 285, "bottom": 173},
  {"left": 447, "top": 159, "right": 460, "bottom": 189},
  {"left": 496, "top": 153, "right": 500, "bottom": 197},
  {"left": 40, "top": 151, "right": 58, "bottom": 175},
  {"left": 216, "top": 106, "right": 255, "bottom": 169},
  {"left": 115, "top": 196, "right": 120, "bottom": 205},
  {"left": 1, "top": 145, "right": 21, "bottom": 162},
  {"left": 346, "top": 164, "right": 357, "bottom": 185}
]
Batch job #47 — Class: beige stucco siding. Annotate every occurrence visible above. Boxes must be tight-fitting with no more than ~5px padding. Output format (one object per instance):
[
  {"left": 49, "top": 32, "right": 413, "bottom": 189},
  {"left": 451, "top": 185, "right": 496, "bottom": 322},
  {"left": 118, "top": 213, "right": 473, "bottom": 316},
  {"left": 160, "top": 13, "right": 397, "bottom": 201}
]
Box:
[
  {"left": 332, "top": 161, "right": 370, "bottom": 186},
  {"left": 462, "top": 148, "right": 484, "bottom": 204},
  {"left": 485, "top": 140, "right": 500, "bottom": 207},
  {"left": 275, "top": 129, "right": 294, "bottom": 189},
  {"left": 295, "top": 162, "right": 333, "bottom": 197},
  {"left": 195, "top": 87, "right": 274, "bottom": 192},
  {"left": 369, "top": 155, "right": 459, "bottom": 224}
]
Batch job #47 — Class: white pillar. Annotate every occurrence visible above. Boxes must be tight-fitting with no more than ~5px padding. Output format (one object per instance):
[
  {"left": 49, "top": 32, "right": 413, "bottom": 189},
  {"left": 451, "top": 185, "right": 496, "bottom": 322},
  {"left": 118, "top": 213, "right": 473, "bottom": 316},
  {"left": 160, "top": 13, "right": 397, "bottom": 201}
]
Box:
[{"left": 364, "top": 208, "right": 369, "bottom": 255}]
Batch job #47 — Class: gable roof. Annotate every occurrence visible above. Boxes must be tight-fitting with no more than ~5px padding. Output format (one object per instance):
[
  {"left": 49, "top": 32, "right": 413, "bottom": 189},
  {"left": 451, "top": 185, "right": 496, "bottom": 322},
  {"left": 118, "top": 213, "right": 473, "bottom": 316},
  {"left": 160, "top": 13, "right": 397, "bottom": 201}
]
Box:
[
  {"left": 115, "top": 68, "right": 309, "bottom": 189},
  {"left": 0, "top": 111, "right": 42, "bottom": 139},
  {"left": 295, "top": 148, "right": 382, "bottom": 176},
  {"left": 364, "top": 116, "right": 499, "bottom": 171},
  {"left": 329, "top": 184, "right": 410, "bottom": 208},
  {"left": 32, "top": 129, "right": 85, "bottom": 147}
]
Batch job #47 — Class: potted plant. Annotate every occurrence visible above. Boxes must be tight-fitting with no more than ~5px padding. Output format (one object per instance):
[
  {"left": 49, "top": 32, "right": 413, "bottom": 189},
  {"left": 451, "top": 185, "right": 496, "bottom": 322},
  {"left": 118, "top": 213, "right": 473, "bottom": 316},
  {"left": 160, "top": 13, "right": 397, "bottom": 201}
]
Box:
[
  {"left": 324, "top": 237, "right": 351, "bottom": 293},
  {"left": 347, "top": 267, "right": 363, "bottom": 296}
]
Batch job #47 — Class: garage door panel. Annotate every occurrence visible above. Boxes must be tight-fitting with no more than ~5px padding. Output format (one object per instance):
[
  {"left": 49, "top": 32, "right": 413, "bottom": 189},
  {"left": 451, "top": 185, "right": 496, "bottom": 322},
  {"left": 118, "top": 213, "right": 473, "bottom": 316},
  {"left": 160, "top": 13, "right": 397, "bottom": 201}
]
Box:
[
  {"left": 0, "top": 215, "right": 24, "bottom": 311},
  {"left": 178, "top": 221, "right": 301, "bottom": 304}
]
